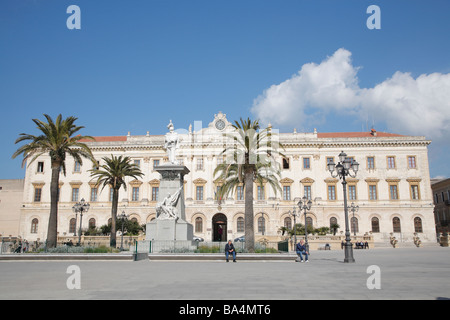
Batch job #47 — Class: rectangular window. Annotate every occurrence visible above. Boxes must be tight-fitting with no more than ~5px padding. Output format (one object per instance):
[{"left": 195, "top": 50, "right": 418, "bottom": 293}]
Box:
[
  {"left": 411, "top": 185, "right": 420, "bottom": 200},
  {"left": 367, "top": 157, "right": 375, "bottom": 169},
  {"left": 196, "top": 186, "right": 204, "bottom": 201},
  {"left": 408, "top": 156, "right": 416, "bottom": 169},
  {"left": 197, "top": 158, "right": 204, "bottom": 170},
  {"left": 217, "top": 157, "right": 223, "bottom": 165},
  {"left": 90, "top": 187, "right": 98, "bottom": 202},
  {"left": 387, "top": 156, "right": 396, "bottom": 169},
  {"left": 72, "top": 188, "right": 79, "bottom": 202},
  {"left": 304, "top": 186, "right": 311, "bottom": 200},
  {"left": 369, "top": 185, "right": 377, "bottom": 200},
  {"left": 390, "top": 185, "right": 398, "bottom": 200},
  {"left": 152, "top": 187, "right": 159, "bottom": 201},
  {"left": 34, "top": 188, "right": 42, "bottom": 202},
  {"left": 282, "top": 158, "right": 290, "bottom": 169},
  {"left": 348, "top": 185, "right": 357, "bottom": 201},
  {"left": 134, "top": 160, "right": 141, "bottom": 168},
  {"left": 215, "top": 186, "right": 222, "bottom": 200},
  {"left": 37, "top": 162, "right": 44, "bottom": 173},
  {"left": 257, "top": 186, "right": 265, "bottom": 200},
  {"left": 74, "top": 161, "right": 81, "bottom": 172},
  {"left": 283, "top": 186, "right": 291, "bottom": 201},
  {"left": 326, "top": 157, "right": 334, "bottom": 170},
  {"left": 237, "top": 186, "right": 244, "bottom": 200},
  {"left": 328, "top": 185, "right": 336, "bottom": 201},
  {"left": 303, "top": 157, "right": 311, "bottom": 169},
  {"left": 132, "top": 187, "right": 140, "bottom": 201},
  {"left": 153, "top": 159, "right": 160, "bottom": 169}
]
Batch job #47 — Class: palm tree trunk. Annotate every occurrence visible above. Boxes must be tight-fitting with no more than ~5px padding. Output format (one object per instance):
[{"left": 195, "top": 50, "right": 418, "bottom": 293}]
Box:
[
  {"left": 110, "top": 188, "right": 119, "bottom": 248},
  {"left": 47, "top": 161, "right": 60, "bottom": 248},
  {"left": 244, "top": 167, "right": 255, "bottom": 253}
]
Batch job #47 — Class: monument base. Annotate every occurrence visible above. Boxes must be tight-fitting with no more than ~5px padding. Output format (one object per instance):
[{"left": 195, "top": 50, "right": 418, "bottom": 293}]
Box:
[{"left": 146, "top": 218, "right": 193, "bottom": 241}]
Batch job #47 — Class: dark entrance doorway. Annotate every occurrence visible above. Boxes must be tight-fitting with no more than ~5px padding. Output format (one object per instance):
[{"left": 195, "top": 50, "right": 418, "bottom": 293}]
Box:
[{"left": 212, "top": 213, "right": 227, "bottom": 242}]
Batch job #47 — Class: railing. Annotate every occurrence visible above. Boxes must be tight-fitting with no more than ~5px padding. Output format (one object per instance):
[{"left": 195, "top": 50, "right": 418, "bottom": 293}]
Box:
[{"left": 135, "top": 240, "right": 283, "bottom": 254}]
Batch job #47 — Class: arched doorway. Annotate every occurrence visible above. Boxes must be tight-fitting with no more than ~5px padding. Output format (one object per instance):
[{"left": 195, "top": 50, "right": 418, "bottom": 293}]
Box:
[{"left": 212, "top": 213, "right": 227, "bottom": 242}]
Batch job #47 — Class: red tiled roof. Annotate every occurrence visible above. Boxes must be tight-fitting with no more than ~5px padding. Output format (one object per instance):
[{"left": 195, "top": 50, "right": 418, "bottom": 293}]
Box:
[
  {"left": 79, "top": 136, "right": 127, "bottom": 142},
  {"left": 317, "top": 132, "right": 405, "bottom": 138}
]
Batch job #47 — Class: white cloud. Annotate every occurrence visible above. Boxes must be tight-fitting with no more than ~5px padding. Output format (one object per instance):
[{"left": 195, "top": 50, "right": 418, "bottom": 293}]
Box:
[{"left": 251, "top": 48, "right": 450, "bottom": 141}]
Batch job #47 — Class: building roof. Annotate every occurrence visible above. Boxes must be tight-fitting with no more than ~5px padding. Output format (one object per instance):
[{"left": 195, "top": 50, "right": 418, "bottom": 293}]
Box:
[
  {"left": 79, "top": 130, "right": 406, "bottom": 142},
  {"left": 317, "top": 131, "right": 405, "bottom": 138},
  {"left": 79, "top": 136, "right": 127, "bottom": 142}
]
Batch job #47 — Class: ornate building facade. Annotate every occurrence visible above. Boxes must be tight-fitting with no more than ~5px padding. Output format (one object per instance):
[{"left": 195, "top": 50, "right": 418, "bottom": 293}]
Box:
[{"left": 18, "top": 112, "right": 436, "bottom": 245}]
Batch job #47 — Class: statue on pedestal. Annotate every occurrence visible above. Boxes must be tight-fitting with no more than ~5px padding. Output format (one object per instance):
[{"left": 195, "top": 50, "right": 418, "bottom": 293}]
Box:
[
  {"left": 156, "top": 186, "right": 183, "bottom": 220},
  {"left": 164, "top": 120, "right": 179, "bottom": 165}
]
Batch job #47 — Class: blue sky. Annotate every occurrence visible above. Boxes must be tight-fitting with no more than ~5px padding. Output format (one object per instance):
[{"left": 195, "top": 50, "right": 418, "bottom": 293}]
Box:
[{"left": 1, "top": 0, "right": 449, "bottom": 179}]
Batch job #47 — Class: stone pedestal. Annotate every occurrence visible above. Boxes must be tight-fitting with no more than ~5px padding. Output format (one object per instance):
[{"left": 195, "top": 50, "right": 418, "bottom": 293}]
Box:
[{"left": 145, "top": 165, "right": 193, "bottom": 243}]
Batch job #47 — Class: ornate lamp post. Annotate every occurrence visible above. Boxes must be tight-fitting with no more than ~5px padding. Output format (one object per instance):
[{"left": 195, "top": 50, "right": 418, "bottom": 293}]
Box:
[
  {"left": 328, "top": 151, "right": 359, "bottom": 263},
  {"left": 349, "top": 202, "right": 359, "bottom": 236},
  {"left": 118, "top": 210, "right": 128, "bottom": 251},
  {"left": 297, "top": 196, "right": 312, "bottom": 252},
  {"left": 72, "top": 198, "right": 90, "bottom": 246}
]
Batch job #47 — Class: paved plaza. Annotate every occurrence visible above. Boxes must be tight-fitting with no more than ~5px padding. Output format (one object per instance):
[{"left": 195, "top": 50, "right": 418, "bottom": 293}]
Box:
[{"left": 0, "top": 247, "right": 449, "bottom": 300}]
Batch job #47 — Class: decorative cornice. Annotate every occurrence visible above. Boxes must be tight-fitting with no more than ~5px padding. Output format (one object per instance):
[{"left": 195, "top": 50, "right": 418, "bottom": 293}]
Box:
[
  {"left": 193, "top": 178, "right": 207, "bottom": 185},
  {"left": 129, "top": 179, "right": 143, "bottom": 187},
  {"left": 300, "top": 177, "right": 315, "bottom": 184},
  {"left": 280, "top": 177, "right": 294, "bottom": 185}
]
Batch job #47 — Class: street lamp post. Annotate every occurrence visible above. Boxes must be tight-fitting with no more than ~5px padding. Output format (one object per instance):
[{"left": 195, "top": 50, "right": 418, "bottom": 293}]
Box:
[
  {"left": 297, "top": 196, "right": 312, "bottom": 253},
  {"left": 72, "top": 198, "right": 90, "bottom": 246},
  {"left": 118, "top": 211, "right": 128, "bottom": 251},
  {"left": 349, "top": 202, "right": 359, "bottom": 236},
  {"left": 328, "top": 151, "right": 359, "bottom": 263}
]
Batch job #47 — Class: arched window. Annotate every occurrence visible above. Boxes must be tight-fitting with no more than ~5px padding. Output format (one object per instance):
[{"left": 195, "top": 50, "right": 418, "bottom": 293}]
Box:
[
  {"left": 414, "top": 217, "right": 423, "bottom": 233},
  {"left": 130, "top": 217, "right": 138, "bottom": 224},
  {"left": 258, "top": 216, "right": 266, "bottom": 234},
  {"left": 31, "top": 218, "right": 39, "bottom": 233},
  {"left": 237, "top": 217, "right": 244, "bottom": 233},
  {"left": 393, "top": 217, "right": 401, "bottom": 233},
  {"left": 351, "top": 217, "right": 359, "bottom": 234},
  {"left": 284, "top": 217, "right": 292, "bottom": 230},
  {"left": 69, "top": 218, "right": 76, "bottom": 234},
  {"left": 89, "top": 218, "right": 96, "bottom": 229},
  {"left": 329, "top": 217, "right": 338, "bottom": 228},
  {"left": 195, "top": 217, "right": 203, "bottom": 233},
  {"left": 371, "top": 217, "right": 380, "bottom": 233}
]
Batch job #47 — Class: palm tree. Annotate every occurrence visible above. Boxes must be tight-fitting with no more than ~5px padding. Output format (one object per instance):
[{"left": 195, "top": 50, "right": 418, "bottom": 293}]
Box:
[
  {"left": 89, "top": 155, "right": 143, "bottom": 248},
  {"left": 12, "top": 114, "right": 95, "bottom": 248},
  {"left": 214, "top": 118, "right": 284, "bottom": 252}
]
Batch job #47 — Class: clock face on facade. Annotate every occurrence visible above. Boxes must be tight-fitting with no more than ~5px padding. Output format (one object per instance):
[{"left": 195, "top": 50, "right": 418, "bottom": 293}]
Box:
[{"left": 215, "top": 119, "right": 225, "bottom": 130}]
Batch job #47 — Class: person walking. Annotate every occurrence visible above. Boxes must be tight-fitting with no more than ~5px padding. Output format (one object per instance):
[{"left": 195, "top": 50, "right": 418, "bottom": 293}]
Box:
[
  {"left": 296, "top": 240, "right": 309, "bottom": 263},
  {"left": 225, "top": 240, "right": 236, "bottom": 262}
]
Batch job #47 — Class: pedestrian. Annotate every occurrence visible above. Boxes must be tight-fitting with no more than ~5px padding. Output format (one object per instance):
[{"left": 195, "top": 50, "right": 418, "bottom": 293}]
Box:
[
  {"left": 296, "top": 240, "right": 309, "bottom": 263},
  {"left": 225, "top": 240, "right": 236, "bottom": 262}
]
